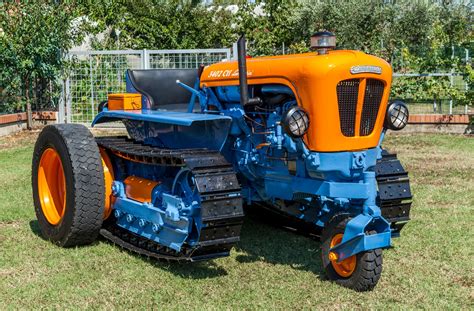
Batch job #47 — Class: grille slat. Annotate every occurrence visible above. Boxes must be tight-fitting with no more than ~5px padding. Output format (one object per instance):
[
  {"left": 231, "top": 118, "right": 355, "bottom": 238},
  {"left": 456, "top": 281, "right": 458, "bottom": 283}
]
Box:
[
  {"left": 336, "top": 79, "right": 359, "bottom": 137},
  {"left": 360, "top": 79, "right": 384, "bottom": 136},
  {"left": 336, "top": 78, "right": 385, "bottom": 137}
]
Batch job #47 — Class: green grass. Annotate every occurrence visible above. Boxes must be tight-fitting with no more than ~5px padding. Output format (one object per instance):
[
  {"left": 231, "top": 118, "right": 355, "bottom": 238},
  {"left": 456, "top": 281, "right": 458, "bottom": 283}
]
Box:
[{"left": 0, "top": 132, "right": 473, "bottom": 309}]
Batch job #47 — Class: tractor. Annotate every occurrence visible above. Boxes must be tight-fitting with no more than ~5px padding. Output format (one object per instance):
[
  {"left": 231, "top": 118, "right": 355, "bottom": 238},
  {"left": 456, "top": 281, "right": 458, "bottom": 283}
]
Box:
[{"left": 32, "top": 32, "right": 412, "bottom": 291}]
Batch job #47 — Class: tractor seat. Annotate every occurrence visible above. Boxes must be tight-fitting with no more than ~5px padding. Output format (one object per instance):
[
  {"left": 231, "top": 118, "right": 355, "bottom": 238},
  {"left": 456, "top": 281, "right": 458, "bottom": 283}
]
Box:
[{"left": 126, "top": 69, "right": 198, "bottom": 111}]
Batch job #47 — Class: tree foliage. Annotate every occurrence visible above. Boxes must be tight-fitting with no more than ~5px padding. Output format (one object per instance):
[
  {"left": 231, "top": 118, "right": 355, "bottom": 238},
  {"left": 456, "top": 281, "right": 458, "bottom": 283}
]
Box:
[{"left": 0, "top": 1, "right": 83, "bottom": 113}]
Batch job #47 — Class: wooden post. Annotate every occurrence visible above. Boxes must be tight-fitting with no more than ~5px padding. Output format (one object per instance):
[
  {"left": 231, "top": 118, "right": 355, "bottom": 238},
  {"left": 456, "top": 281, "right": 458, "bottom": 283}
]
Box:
[{"left": 25, "top": 78, "right": 33, "bottom": 130}]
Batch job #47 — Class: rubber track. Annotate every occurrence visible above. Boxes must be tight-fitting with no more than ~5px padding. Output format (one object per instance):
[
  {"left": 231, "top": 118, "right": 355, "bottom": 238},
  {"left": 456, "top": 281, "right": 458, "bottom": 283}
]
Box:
[{"left": 96, "top": 136, "right": 244, "bottom": 261}]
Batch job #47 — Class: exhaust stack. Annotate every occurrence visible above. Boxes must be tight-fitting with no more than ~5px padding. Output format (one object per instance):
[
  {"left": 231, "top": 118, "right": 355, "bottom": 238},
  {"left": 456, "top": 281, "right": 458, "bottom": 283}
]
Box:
[{"left": 237, "top": 35, "right": 260, "bottom": 106}]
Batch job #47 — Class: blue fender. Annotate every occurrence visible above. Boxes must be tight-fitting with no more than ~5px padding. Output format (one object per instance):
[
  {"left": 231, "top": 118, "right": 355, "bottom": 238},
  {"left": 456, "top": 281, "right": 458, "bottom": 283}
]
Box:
[
  {"left": 329, "top": 214, "right": 391, "bottom": 261},
  {"left": 92, "top": 110, "right": 232, "bottom": 151}
]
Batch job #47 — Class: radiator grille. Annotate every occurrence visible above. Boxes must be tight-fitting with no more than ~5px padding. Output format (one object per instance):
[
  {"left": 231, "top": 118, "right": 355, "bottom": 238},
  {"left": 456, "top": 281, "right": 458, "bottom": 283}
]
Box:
[
  {"left": 336, "top": 78, "right": 385, "bottom": 137},
  {"left": 360, "top": 79, "right": 384, "bottom": 136},
  {"left": 336, "top": 79, "right": 360, "bottom": 137}
]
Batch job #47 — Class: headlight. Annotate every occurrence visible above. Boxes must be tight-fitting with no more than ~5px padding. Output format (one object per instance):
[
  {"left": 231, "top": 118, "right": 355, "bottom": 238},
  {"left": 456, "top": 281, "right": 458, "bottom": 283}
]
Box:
[
  {"left": 385, "top": 100, "right": 409, "bottom": 131},
  {"left": 283, "top": 106, "right": 310, "bottom": 138}
]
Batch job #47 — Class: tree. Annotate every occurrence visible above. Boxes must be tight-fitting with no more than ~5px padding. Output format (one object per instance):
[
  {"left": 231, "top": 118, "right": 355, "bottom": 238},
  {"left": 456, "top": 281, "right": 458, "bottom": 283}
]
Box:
[{"left": 0, "top": 1, "right": 83, "bottom": 125}]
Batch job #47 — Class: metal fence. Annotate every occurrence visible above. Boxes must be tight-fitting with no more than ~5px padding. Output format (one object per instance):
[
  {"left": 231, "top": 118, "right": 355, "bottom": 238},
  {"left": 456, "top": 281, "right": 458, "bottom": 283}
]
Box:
[
  {"left": 61, "top": 48, "right": 471, "bottom": 124},
  {"left": 63, "top": 49, "right": 231, "bottom": 124}
]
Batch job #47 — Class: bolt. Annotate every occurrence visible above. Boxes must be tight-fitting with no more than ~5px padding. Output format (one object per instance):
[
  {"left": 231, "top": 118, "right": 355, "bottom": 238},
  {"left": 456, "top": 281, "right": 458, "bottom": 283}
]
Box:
[
  {"left": 328, "top": 251, "right": 338, "bottom": 262},
  {"left": 138, "top": 219, "right": 146, "bottom": 227},
  {"left": 114, "top": 210, "right": 121, "bottom": 218},
  {"left": 152, "top": 224, "right": 161, "bottom": 233},
  {"left": 126, "top": 214, "right": 134, "bottom": 223},
  {"left": 111, "top": 182, "right": 120, "bottom": 195}
]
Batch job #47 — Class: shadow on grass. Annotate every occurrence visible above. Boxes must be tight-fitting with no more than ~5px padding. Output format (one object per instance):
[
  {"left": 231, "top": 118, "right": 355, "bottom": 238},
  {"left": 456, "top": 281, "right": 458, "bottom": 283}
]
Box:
[
  {"left": 29, "top": 219, "right": 101, "bottom": 246},
  {"left": 29, "top": 208, "right": 326, "bottom": 281},
  {"left": 235, "top": 208, "right": 325, "bottom": 279},
  {"left": 29, "top": 220, "right": 41, "bottom": 236}
]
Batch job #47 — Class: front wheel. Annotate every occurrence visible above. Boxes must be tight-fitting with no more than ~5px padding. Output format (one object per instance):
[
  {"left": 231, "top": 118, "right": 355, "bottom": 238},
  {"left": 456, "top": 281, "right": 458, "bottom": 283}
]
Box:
[{"left": 321, "top": 216, "right": 383, "bottom": 291}]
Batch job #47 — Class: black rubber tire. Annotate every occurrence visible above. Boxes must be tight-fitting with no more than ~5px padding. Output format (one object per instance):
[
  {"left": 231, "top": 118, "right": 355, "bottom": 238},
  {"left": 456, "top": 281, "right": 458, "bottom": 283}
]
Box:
[
  {"left": 321, "top": 216, "right": 383, "bottom": 291},
  {"left": 32, "top": 124, "right": 105, "bottom": 247}
]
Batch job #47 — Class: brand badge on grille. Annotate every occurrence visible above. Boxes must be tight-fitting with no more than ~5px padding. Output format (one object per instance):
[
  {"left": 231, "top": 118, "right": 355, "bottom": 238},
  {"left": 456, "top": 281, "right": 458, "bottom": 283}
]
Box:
[{"left": 350, "top": 65, "right": 382, "bottom": 75}]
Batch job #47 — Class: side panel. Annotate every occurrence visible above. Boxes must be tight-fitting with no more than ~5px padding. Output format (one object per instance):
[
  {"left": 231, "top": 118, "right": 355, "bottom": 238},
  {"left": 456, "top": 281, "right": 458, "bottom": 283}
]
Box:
[{"left": 124, "top": 118, "right": 231, "bottom": 151}]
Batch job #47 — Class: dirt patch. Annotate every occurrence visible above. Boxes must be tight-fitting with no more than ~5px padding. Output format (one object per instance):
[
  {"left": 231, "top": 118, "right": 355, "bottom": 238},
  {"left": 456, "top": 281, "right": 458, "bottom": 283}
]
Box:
[
  {"left": 0, "top": 220, "right": 24, "bottom": 229},
  {"left": 0, "top": 130, "right": 39, "bottom": 149}
]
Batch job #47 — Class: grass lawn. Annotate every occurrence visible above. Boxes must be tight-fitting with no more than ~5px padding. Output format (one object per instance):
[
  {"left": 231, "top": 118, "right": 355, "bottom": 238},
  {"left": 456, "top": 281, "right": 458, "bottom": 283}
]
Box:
[{"left": 0, "top": 131, "right": 473, "bottom": 309}]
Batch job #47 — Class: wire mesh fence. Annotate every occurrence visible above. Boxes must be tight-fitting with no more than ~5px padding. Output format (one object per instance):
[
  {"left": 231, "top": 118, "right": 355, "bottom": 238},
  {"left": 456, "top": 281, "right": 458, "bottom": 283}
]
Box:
[
  {"left": 148, "top": 50, "right": 230, "bottom": 69},
  {"left": 64, "top": 49, "right": 231, "bottom": 124},
  {"left": 66, "top": 51, "right": 142, "bottom": 124}
]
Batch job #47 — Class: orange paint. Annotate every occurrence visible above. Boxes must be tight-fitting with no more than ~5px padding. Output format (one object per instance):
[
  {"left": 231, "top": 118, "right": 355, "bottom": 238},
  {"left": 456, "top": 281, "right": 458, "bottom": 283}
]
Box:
[
  {"left": 37, "top": 148, "right": 66, "bottom": 225},
  {"left": 200, "top": 50, "right": 392, "bottom": 152},
  {"left": 330, "top": 233, "right": 356, "bottom": 277},
  {"left": 100, "top": 149, "right": 115, "bottom": 219},
  {"left": 123, "top": 176, "right": 160, "bottom": 203},
  {"left": 108, "top": 93, "right": 142, "bottom": 110}
]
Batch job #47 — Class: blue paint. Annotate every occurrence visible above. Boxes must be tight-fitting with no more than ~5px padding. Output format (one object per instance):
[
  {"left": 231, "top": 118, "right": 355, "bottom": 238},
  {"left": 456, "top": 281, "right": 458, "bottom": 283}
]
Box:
[
  {"left": 92, "top": 109, "right": 231, "bottom": 127},
  {"left": 97, "top": 70, "right": 395, "bottom": 259},
  {"left": 330, "top": 213, "right": 391, "bottom": 261},
  {"left": 110, "top": 180, "right": 196, "bottom": 251}
]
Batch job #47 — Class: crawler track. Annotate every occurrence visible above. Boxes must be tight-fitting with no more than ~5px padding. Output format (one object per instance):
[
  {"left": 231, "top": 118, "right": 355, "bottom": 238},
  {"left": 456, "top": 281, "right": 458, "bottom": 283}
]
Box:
[
  {"left": 96, "top": 136, "right": 244, "bottom": 262},
  {"left": 375, "top": 150, "right": 412, "bottom": 235}
]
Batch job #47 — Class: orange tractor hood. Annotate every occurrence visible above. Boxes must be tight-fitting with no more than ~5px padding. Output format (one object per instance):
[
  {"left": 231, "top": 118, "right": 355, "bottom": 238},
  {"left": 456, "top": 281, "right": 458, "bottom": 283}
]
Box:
[{"left": 200, "top": 50, "right": 393, "bottom": 152}]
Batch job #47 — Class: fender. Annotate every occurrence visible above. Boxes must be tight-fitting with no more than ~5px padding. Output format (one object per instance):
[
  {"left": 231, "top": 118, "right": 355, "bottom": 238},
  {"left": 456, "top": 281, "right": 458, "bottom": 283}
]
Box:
[
  {"left": 92, "top": 110, "right": 232, "bottom": 151},
  {"left": 329, "top": 214, "right": 391, "bottom": 261}
]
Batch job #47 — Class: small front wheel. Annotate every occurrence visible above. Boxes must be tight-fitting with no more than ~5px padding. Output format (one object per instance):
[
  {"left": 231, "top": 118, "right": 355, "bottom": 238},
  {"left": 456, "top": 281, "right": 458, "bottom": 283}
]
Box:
[{"left": 321, "top": 216, "right": 383, "bottom": 291}]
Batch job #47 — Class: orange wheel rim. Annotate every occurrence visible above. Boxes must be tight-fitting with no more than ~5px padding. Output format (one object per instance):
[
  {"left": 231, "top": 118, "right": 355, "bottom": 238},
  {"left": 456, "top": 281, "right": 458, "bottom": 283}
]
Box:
[
  {"left": 100, "top": 148, "right": 114, "bottom": 219},
  {"left": 37, "top": 148, "right": 66, "bottom": 225},
  {"left": 329, "top": 233, "right": 356, "bottom": 277}
]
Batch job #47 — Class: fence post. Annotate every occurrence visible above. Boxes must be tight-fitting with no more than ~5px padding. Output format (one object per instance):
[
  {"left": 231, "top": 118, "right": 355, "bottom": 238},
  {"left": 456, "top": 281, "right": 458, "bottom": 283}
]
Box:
[
  {"left": 232, "top": 42, "right": 238, "bottom": 60},
  {"left": 449, "top": 46, "right": 454, "bottom": 115},
  {"left": 142, "top": 49, "right": 149, "bottom": 69},
  {"left": 89, "top": 56, "right": 95, "bottom": 118},
  {"left": 65, "top": 75, "right": 71, "bottom": 123},
  {"left": 58, "top": 79, "right": 65, "bottom": 123},
  {"left": 466, "top": 49, "right": 469, "bottom": 114}
]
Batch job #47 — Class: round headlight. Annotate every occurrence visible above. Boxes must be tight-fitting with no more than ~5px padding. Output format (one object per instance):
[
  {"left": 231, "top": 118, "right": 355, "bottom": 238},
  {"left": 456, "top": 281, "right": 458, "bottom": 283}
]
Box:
[
  {"left": 283, "top": 106, "right": 310, "bottom": 138},
  {"left": 385, "top": 100, "right": 409, "bottom": 131}
]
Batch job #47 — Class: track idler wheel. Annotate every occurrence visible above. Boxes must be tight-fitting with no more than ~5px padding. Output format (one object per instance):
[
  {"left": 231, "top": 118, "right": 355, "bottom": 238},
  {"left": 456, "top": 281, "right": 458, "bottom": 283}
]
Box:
[
  {"left": 321, "top": 216, "right": 383, "bottom": 291},
  {"left": 32, "top": 124, "right": 105, "bottom": 247}
]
